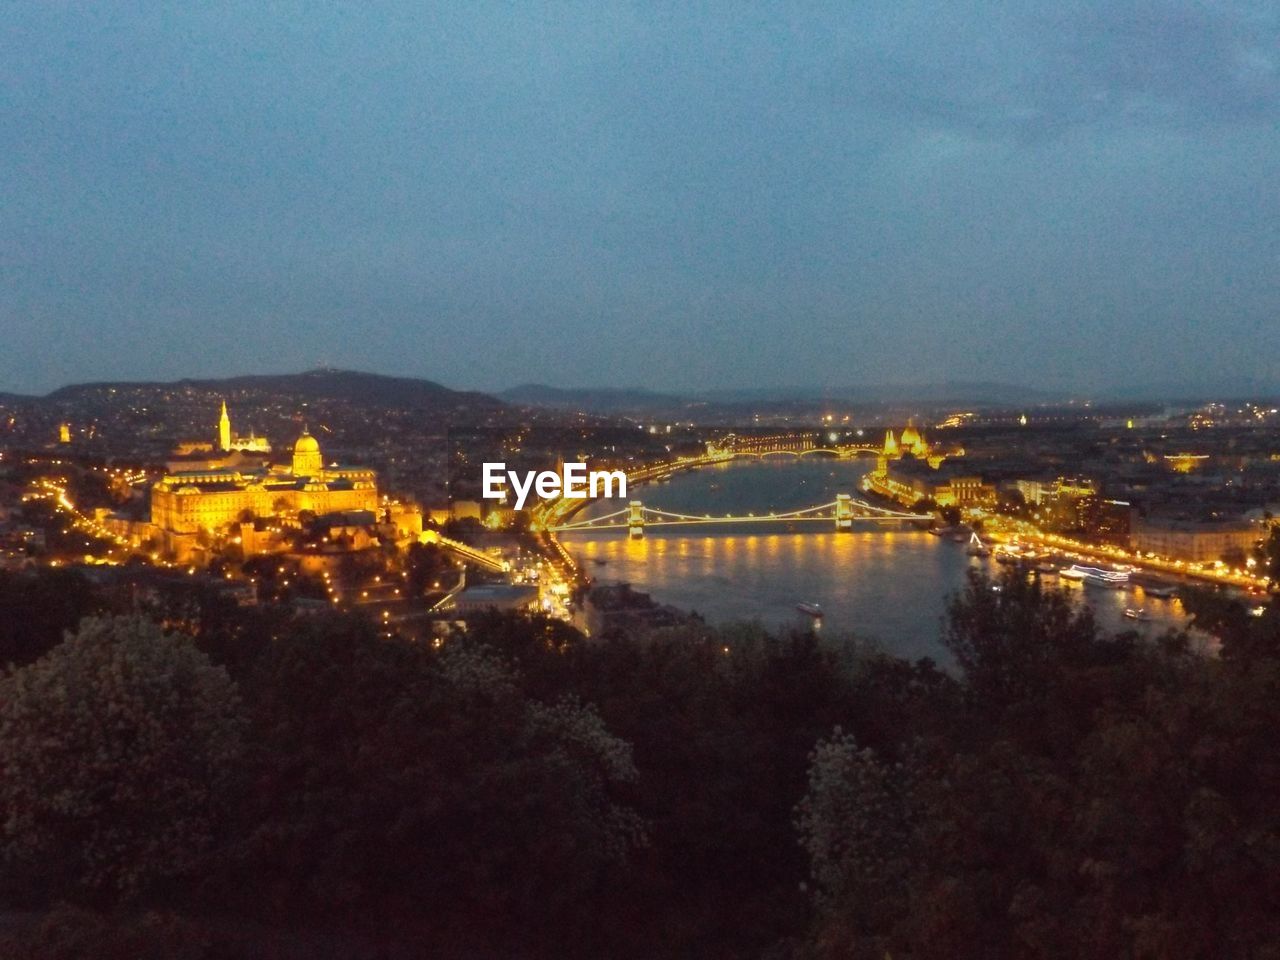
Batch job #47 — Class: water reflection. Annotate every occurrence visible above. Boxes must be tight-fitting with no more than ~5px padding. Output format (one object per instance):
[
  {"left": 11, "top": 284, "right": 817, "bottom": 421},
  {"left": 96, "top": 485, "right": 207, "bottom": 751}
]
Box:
[{"left": 565, "top": 460, "right": 1189, "bottom": 663}]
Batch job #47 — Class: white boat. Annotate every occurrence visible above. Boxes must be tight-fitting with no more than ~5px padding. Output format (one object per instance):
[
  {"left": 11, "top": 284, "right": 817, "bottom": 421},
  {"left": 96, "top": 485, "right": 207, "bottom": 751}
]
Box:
[
  {"left": 1123, "top": 608, "right": 1151, "bottom": 622},
  {"left": 1063, "top": 564, "right": 1129, "bottom": 587},
  {"left": 1084, "top": 573, "right": 1123, "bottom": 589},
  {"left": 796, "top": 601, "right": 824, "bottom": 618}
]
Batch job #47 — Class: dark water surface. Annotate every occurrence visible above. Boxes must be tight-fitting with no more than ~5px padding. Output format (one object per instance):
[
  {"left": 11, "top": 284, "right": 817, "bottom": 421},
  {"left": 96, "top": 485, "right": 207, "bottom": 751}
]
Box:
[{"left": 563, "top": 459, "right": 1188, "bottom": 662}]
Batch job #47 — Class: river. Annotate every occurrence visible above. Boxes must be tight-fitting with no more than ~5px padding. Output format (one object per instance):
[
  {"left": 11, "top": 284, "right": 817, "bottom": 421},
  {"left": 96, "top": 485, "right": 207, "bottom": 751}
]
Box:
[{"left": 561, "top": 459, "right": 1189, "bottom": 662}]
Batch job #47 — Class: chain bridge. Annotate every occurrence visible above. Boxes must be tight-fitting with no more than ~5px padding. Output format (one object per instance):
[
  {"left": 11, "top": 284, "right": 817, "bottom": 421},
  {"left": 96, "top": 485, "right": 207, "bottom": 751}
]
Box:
[{"left": 549, "top": 493, "right": 930, "bottom": 538}]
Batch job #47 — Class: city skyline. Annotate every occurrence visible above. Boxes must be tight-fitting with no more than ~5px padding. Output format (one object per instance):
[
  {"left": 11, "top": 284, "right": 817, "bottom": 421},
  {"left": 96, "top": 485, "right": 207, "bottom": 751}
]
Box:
[
  {"left": 4, "top": 3, "right": 1280, "bottom": 395},
  {"left": 6, "top": 6, "right": 1280, "bottom": 955}
]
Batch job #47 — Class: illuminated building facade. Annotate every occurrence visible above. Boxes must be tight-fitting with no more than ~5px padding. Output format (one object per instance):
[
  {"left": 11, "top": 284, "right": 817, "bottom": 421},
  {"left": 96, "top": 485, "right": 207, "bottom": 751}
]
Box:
[
  {"left": 152, "top": 432, "right": 376, "bottom": 535},
  {"left": 1016, "top": 476, "right": 1097, "bottom": 507},
  {"left": 149, "top": 411, "right": 378, "bottom": 559},
  {"left": 872, "top": 456, "right": 994, "bottom": 508},
  {"left": 879, "top": 422, "right": 944, "bottom": 468},
  {"left": 174, "top": 401, "right": 271, "bottom": 458},
  {"left": 1077, "top": 497, "right": 1133, "bottom": 547},
  {"left": 1131, "top": 517, "right": 1260, "bottom": 564},
  {"left": 218, "top": 400, "right": 271, "bottom": 453}
]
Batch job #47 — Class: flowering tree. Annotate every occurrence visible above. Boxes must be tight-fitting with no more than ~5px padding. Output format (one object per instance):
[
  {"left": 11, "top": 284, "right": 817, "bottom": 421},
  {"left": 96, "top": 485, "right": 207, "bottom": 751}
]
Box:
[{"left": 0, "top": 616, "right": 246, "bottom": 898}]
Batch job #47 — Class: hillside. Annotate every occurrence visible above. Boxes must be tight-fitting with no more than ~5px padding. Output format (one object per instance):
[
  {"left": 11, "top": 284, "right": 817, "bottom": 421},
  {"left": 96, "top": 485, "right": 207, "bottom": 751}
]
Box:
[{"left": 48, "top": 368, "right": 505, "bottom": 411}]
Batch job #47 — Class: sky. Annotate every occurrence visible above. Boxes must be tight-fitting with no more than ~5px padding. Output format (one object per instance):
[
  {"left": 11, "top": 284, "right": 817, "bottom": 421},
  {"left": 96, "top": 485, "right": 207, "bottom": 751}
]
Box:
[{"left": 2, "top": 2, "right": 1279, "bottom": 396}]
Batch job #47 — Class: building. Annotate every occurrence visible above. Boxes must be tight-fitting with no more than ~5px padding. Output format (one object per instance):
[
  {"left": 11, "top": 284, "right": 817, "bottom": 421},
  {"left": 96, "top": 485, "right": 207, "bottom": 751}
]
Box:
[
  {"left": 454, "top": 583, "right": 540, "bottom": 615},
  {"left": 1131, "top": 516, "right": 1260, "bottom": 564},
  {"left": 173, "top": 401, "right": 271, "bottom": 458},
  {"left": 147, "top": 409, "right": 377, "bottom": 561},
  {"left": 218, "top": 401, "right": 271, "bottom": 453},
  {"left": 898, "top": 422, "right": 929, "bottom": 458},
  {"left": 877, "top": 422, "right": 948, "bottom": 475},
  {"left": 1015, "top": 477, "right": 1053, "bottom": 506},
  {"left": 1077, "top": 497, "right": 1133, "bottom": 547},
  {"left": 873, "top": 457, "right": 995, "bottom": 508},
  {"left": 883, "top": 421, "right": 932, "bottom": 461},
  {"left": 451, "top": 500, "right": 483, "bottom": 521},
  {"left": 1015, "top": 476, "right": 1096, "bottom": 507}
]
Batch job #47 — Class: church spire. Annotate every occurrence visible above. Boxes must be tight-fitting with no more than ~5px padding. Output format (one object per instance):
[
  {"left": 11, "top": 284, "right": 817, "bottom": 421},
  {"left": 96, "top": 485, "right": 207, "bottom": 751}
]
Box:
[{"left": 218, "top": 400, "right": 231, "bottom": 451}]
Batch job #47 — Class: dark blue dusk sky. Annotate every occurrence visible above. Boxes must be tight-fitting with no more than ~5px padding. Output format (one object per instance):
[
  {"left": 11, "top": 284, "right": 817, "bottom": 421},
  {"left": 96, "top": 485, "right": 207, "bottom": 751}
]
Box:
[{"left": 3, "top": 3, "right": 1278, "bottom": 396}]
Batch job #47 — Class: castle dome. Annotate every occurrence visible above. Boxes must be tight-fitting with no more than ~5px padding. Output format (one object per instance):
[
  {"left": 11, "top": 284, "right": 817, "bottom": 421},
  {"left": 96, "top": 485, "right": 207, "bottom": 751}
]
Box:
[{"left": 291, "top": 428, "right": 323, "bottom": 477}]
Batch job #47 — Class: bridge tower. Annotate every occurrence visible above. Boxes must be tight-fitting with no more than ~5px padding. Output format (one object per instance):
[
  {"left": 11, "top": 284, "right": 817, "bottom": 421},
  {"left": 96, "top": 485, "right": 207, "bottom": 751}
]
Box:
[
  {"left": 628, "top": 500, "right": 645, "bottom": 539},
  {"left": 835, "top": 493, "right": 854, "bottom": 531}
]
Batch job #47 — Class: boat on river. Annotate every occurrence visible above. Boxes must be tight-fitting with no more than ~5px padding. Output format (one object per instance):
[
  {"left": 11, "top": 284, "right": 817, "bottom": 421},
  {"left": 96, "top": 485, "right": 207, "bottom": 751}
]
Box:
[
  {"left": 1062, "top": 564, "right": 1129, "bottom": 588},
  {"left": 1084, "top": 573, "right": 1123, "bottom": 590},
  {"left": 796, "top": 601, "right": 824, "bottom": 618}
]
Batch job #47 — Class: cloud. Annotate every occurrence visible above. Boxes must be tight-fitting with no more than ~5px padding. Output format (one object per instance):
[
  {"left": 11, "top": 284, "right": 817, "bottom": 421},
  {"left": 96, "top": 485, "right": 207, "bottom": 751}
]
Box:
[
  {"left": 1, "top": 1, "right": 1278, "bottom": 393},
  {"left": 817, "top": 1, "right": 1279, "bottom": 144}
]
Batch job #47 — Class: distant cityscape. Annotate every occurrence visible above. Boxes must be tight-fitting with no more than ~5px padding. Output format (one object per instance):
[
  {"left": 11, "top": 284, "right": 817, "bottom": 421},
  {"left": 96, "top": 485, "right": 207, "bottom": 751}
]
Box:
[{"left": 0, "top": 368, "right": 1275, "bottom": 643}]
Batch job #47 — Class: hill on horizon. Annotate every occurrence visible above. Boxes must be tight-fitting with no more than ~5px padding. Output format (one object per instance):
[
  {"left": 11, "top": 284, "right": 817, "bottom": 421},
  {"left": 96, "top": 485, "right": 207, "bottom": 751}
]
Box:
[
  {"left": 501, "top": 379, "right": 1067, "bottom": 413},
  {"left": 46, "top": 368, "right": 505, "bottom": 411}
]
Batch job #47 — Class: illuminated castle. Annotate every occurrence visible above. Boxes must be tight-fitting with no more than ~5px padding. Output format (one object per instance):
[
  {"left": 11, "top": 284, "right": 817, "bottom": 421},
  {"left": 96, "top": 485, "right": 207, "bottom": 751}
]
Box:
[{"left": 151, "top": 413, "right": 377, "bottom": 553}]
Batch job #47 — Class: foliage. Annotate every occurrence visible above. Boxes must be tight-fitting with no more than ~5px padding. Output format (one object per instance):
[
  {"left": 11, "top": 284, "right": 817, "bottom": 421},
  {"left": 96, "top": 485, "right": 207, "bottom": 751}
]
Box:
[
  {"left": 796, "top": 729, "right": 923, "bottom": 941},
  {"left": 226, "top": 616, "right": 644, "bottom": 949},
  {"left": 798, "top": 572, "right": 1280, "bottom": 959},
  {"left": 403, "top": 540, "right": 451, "bottom": 596},
  {"left": 0, "top": 905, "right": 214, "bottom": 960},
  {"left": 0, "top": 616, "right": 246, "bottom": 899},
  {"left": 4, "top": 571, "right": 1280, "bottom": 958},
  {"left": 0, "top": 568, "right": 107, "bottom": 668}
]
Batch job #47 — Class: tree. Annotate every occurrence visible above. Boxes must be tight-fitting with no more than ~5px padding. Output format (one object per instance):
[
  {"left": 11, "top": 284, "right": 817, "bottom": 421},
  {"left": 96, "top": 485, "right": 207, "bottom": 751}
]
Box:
[
  {"left": 796, "top": 730, "right": 921, "bottom": 934},
  {"left": 403, "top": 540, "right": 450, "bottom": 597},
  {"left": 800, "top": 568, "right": 1280, "bottom": 959},
  {"left": 943, "top": 568, "right": 1107, "bottom": 722},
  {"left": 0, "top": 568, "right": 107, "bottom": 668},
  {"left": 0, "top": 616, "right": 246, "bottom": 899},
  {"left": 232, "top": 617, "right": 644, "bottom": 945},
  {"left": 996, "top": 487, "right": 1026, "bottom": 516}
]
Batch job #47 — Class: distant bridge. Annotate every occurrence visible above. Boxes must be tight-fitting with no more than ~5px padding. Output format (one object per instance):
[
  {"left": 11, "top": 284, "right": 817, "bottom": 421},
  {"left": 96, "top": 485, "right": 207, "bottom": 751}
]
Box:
[
  {"left": 549, "top": 493, "right": 930, "bottom": 538},
  {"left": 724, "top": 446, "right": 883, "bottom": 459}
]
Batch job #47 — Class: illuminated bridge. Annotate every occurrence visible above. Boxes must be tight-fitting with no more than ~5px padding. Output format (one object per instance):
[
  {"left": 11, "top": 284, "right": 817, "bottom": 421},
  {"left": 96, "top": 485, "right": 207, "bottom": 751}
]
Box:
[{"left": 549, "top": 493, "right": 930, "bottom": 539}]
